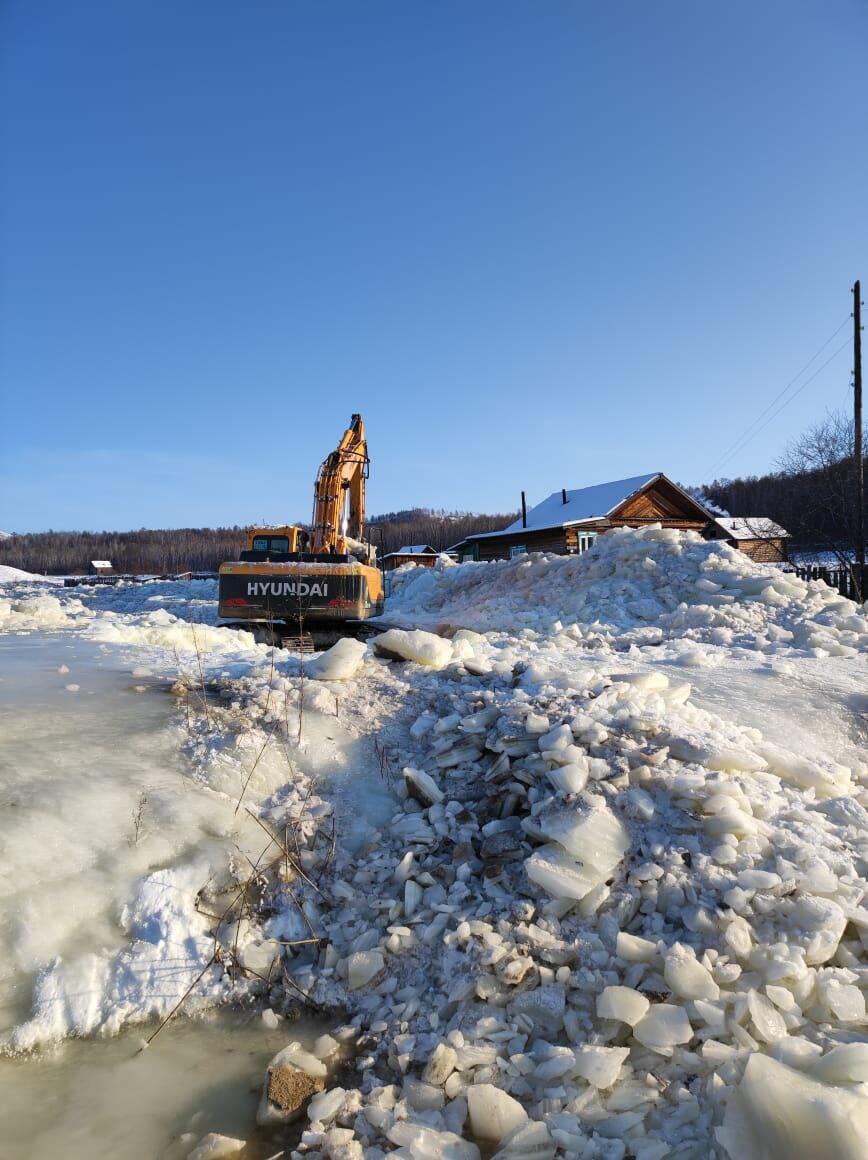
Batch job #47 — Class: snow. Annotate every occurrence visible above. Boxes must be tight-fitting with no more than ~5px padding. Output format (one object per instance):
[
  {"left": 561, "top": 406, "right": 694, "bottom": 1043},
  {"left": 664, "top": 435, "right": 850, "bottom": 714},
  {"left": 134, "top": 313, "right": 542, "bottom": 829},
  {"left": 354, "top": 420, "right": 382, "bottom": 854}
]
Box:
[
  {"left": 713, "top": 516, "right": 789, "bottom": 540},
  {"left": 2, "top": 524, "right": 868, "bottom": 1158},
  {"left": 471, "top": 472, "right": 664, "bottom": 537},
  {"left": 0, "top": 564, "right": 61, "bottom": 584}
]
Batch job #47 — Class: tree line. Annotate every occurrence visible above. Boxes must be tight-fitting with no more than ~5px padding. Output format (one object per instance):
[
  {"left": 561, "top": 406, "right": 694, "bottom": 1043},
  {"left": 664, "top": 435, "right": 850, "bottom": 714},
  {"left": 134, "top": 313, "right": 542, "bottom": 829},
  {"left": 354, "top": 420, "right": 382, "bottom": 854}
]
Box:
[
  {"left": 0, "top": 509, "right": 517, "bottom": 575},
  {"left": 698, "top": 411, "right": 866, "bottom": 585}
]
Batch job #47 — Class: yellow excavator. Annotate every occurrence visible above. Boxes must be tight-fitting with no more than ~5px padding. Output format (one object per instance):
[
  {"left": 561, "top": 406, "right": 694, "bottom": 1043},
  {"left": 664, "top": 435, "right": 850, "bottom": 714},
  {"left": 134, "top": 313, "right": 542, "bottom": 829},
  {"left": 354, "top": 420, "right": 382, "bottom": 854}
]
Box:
[{"left": 218, "top": 414, "right": 384, "bottom": 641}]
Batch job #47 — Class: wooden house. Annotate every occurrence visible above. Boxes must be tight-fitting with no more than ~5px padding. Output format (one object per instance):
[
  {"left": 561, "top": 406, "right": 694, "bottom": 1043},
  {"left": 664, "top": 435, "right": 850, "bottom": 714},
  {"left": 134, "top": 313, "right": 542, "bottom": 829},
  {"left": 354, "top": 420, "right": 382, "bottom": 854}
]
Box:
[
  {"left": 709, "top": 517, "right": 789, "bottom": 563},
  {"left": 454, "top": 473, "right": 714, "bottom": 561},
  {"left": 90, "top": 559, "right": 115, "bottom": 576},
  {"left": 381, "top": 544, "right": 440, "bottom": 571}
]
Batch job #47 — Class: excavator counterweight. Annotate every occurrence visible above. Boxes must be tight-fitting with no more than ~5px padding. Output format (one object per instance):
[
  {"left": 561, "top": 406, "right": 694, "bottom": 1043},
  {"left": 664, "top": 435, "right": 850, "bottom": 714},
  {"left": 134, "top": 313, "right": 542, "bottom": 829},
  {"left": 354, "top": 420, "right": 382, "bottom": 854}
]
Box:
[{"left": 217, "top": 415, "right": 384, "bottom": 640}]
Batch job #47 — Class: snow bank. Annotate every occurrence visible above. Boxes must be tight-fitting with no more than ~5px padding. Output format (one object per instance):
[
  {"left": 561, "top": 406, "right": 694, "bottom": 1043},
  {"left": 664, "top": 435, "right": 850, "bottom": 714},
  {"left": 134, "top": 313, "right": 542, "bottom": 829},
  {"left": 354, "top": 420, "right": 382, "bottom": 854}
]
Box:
[
  {"left": 0, "top": 564, "right": 60, "bottom": 584},
  {"left": 384, "top": 525, "right": 868, "bottom": 656}
]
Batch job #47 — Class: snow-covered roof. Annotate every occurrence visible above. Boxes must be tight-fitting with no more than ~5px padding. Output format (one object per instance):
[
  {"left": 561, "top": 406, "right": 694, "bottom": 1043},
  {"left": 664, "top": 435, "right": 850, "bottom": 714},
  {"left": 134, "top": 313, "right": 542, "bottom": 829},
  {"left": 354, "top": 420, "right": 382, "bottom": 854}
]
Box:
[
  {"left": 395, "top": 545, "right": 436, "bottom": 555},
  {"left": 469, "top": 473, "right": 679, "bottom": 539},
  {"left": 713, "top": 517, "right": 789, "bottom": 540},
  {"left": 91, "top": 560, "right": 113, "bottom": 569}
]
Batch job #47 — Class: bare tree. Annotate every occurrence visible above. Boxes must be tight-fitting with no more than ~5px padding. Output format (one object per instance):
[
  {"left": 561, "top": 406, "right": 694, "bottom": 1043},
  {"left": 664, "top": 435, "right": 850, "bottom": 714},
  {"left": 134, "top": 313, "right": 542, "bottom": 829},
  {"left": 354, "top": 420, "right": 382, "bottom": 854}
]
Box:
[{"left": 778, "top": 410, "right": 867, "bottom": 598}]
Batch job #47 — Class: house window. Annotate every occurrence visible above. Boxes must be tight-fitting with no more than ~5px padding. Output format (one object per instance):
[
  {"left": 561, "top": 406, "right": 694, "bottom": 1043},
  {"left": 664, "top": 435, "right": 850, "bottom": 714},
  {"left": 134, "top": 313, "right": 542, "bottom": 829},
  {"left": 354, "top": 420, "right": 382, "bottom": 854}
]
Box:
[
  {"left": 510, "top": 544, "right": 527, "bottom": 559},
  {"left": 577, "top": 532, "right": 597, "bottom": 554}
]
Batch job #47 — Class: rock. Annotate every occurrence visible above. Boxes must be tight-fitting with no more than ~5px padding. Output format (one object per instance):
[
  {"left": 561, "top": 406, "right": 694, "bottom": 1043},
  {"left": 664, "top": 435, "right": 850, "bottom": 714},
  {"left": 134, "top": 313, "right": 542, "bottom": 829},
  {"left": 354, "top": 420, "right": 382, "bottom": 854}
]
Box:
[
  {"left": 512, "top": 985, "right": 566, "bottom": 1032},
  {"left": 422, "top": 1042, "right": 458, "bottom": 1085},
  {"left": 403, "top": 766, "right": 444, "bottom": 806},
  {"left": 186, "top": 1134, "right": 246, "bottom": 1160},
  {"left": 480, "top": 831, "right": 524, "bottom": 865},
  {"left": 347, "top": 950, "right": 385, "bottom": 990},
  {"left": 467, "top": 1084, "right": 528, "bottom": 1143}
]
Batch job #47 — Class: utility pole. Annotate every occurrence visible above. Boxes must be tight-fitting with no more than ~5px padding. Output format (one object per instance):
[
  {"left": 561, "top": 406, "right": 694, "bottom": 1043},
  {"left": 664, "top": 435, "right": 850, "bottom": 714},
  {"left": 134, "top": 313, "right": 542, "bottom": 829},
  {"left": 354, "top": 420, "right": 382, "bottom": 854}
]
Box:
[{"left": 855, "top": 279, "right": 864, "bottom": 601}]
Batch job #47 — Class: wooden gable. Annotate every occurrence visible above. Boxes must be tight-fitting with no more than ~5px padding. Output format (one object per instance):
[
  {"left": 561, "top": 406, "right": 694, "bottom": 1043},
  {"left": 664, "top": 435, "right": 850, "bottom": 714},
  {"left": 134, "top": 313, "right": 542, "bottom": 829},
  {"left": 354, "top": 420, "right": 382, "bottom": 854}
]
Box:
[{"left": 608, "top": 476, "right": 711, "bottom": 528}]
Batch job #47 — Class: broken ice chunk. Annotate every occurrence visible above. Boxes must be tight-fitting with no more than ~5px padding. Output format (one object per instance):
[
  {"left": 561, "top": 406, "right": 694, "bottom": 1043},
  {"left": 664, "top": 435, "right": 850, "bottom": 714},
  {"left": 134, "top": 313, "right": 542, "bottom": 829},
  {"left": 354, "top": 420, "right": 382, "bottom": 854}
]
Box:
[
  {"left": 572, "top": 1045, "right": 630, "bottom": 1089},
  {"left": 596, "top": 985, "right": 650, "bottom": 1026},
  {"left": 307, "top": 637, "right": 367, "bottom": 680},
  {"left": 718, "top": 1052, "right": 868, "bottom": 1160},
  {"left": 663, "top": 943, "right": 720, "bottom": 1001},
  {"left": 467, "top": 1084, "right": 528, "bottom": 1143},
  {"left": 374, "top": 628, "right": 454, "bottom": 667},
  {"left": 346, "top": 950, "right": 385, "bottom": 990},
  {"left": 632, "top": 1004, "right": 693, "bottom": 1053}
]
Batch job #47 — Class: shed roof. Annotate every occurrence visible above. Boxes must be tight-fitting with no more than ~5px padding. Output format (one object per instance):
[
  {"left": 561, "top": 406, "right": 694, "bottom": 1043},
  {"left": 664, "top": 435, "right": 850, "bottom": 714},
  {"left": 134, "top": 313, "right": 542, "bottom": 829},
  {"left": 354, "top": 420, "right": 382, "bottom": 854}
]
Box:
[
  {"left": 713, "top": 516, "right": 789, "bottom": 540},
  {"left": 395, "top": 544, "right": 437, "bottom": 555},
  {"left": 91, "top": 560, "right": 113, "bottom": 569}
]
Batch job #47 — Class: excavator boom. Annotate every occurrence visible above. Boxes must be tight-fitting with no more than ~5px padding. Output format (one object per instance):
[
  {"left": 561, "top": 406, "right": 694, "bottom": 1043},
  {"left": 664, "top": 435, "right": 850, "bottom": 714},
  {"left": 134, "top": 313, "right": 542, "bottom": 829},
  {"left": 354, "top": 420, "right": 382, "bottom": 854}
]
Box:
[{"left": 310, "top": 413, "right": 370, "bottom": 555}]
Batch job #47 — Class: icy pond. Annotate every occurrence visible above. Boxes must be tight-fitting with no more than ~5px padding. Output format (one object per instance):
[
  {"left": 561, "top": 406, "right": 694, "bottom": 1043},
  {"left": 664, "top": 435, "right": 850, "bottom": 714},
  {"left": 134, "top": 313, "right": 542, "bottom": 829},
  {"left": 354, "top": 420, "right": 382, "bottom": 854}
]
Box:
[{"left": 0, "top": 627, "right": 390, "bottom": 1158}]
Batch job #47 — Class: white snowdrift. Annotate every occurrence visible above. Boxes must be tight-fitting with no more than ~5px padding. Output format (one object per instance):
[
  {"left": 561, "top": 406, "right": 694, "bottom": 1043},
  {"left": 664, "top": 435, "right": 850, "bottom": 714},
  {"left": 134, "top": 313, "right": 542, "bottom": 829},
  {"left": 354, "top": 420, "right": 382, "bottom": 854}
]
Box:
[{"left": 0, "top": 564, "right": 60, "bottom": 584}]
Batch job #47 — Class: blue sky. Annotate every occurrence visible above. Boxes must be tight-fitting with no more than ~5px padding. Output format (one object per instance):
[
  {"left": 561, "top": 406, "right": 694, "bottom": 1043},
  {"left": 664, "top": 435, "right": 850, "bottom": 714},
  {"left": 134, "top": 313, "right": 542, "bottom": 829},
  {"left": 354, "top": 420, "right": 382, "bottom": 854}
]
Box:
[{"left": 1, "top": 1, "right": 865, "bottom": 532}]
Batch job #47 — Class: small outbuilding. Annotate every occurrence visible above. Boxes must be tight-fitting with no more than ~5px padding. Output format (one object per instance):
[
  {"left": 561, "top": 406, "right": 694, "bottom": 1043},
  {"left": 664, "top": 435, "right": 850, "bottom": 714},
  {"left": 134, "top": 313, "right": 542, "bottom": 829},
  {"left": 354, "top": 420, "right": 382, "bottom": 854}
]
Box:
[
  {"left": 454, "top": 473, "right": 713, "bottom": 561},
  {"left": 381, "top": 544, "right": 440, "bottom": 571},
  {"left": 709, "top": 517, "right": 789, "bottom": 563},
  {"left": 90, "top": 559, "right": 114, "bottom": 575}
]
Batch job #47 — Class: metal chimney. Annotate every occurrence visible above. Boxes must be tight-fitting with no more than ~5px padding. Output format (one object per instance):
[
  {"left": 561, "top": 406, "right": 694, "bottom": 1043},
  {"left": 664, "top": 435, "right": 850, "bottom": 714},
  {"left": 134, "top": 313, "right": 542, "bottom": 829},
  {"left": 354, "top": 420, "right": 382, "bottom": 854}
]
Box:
[
  {"left": 562, "top": 488, "right": 567, "bottom": 505},
  {"left": 521, "top": 491, "right": 527, "bottom": 529}
]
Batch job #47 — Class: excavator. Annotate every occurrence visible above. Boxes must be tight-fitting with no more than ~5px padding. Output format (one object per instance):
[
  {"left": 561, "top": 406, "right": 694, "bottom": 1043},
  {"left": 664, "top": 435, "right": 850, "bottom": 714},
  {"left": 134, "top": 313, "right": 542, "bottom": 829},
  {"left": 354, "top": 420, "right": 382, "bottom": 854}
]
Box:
[{"left": 218, "top": 414, "right": 384, "bottom": 643}]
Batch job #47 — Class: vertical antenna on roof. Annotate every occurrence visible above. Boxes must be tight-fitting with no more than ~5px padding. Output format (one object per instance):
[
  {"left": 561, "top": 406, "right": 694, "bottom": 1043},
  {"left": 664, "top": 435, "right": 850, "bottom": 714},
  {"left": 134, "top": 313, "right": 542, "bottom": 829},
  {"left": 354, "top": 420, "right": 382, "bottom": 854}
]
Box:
[
  {"left": 521, "top": 491, "right": 527, "bottom": 529},
  {"left": 562, "top": 488, "right": 567, "bottom": 505}
]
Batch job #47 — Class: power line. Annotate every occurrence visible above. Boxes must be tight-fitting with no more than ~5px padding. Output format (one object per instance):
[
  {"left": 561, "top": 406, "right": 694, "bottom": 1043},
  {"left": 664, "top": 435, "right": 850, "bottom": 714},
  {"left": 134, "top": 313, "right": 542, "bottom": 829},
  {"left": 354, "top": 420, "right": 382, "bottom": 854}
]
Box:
[
  {"left": 714, "top": 334, "right": 852, "bottom": 474},
  {"left": 710, "top": 316, "right": 851, "bottom": 474}
]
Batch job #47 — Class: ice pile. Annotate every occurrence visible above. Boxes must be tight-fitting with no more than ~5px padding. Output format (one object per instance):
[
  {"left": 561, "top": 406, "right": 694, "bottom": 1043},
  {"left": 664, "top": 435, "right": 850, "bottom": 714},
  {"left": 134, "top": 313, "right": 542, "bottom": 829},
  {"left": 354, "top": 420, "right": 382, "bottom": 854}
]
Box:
[
  {"left": 0, "top": 585, "right": 260, "bottom": 661},
  {"left": 263, "top": 612, "right": 868, "bottom": 1158},
  {"left": 385, "top": 526, "right": 868, "bottom": 656}
]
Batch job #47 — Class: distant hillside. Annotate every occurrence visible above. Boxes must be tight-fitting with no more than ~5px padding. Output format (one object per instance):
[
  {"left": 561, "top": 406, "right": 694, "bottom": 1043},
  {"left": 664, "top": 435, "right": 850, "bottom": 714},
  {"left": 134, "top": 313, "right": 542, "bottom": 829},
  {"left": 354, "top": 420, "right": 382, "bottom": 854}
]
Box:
[
  {"left": 0, "top": 509, "right": 515, "bottom": 575},
  {"left": 370, "top": 508, "right": 516, "bottom": 556}
]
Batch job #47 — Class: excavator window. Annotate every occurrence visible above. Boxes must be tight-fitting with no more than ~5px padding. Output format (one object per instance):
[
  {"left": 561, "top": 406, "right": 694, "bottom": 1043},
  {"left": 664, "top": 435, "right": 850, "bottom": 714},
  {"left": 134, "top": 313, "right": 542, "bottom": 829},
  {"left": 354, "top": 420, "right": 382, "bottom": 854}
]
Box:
[{"left": 252, "top": 536, "right": 290, "bottom": 552}]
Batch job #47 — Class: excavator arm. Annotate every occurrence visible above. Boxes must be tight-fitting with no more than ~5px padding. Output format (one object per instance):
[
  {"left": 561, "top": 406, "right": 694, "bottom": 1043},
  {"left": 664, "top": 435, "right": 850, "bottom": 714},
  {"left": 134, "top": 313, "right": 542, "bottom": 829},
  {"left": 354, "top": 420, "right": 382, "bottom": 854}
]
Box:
[{"left": 310, "top": 413, "right": 370, "bottom": 555}]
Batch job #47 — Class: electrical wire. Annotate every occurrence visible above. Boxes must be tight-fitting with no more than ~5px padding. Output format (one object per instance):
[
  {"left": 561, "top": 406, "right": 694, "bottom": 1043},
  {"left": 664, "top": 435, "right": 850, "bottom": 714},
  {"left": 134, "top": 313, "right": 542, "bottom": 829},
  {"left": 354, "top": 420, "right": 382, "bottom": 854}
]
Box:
[
  {"left": 714, "top": 334, "right": 852, "bottom": 474},
  {"left": 710, "top": 316, "right": 851, "bottom": 475}
]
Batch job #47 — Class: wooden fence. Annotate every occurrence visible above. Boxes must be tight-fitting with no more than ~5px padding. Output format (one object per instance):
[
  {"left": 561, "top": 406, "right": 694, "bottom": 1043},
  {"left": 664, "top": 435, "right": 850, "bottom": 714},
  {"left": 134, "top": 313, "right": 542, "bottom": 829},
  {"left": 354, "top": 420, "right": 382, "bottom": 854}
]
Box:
[{"left": 786, "top": 564, "right": 866, "bottom": 602}]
